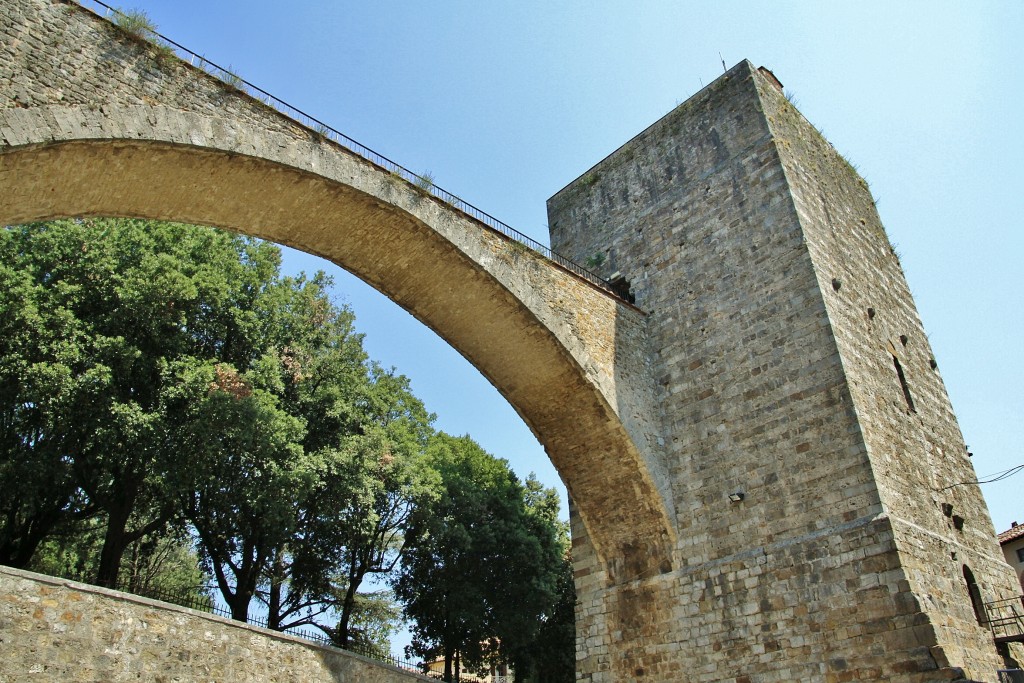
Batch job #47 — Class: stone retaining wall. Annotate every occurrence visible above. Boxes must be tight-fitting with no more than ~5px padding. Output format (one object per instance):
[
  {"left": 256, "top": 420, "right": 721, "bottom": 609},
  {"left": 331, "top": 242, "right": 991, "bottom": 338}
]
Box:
[{"left": 0, "top": 566, "right": 427, "bottom": 683}]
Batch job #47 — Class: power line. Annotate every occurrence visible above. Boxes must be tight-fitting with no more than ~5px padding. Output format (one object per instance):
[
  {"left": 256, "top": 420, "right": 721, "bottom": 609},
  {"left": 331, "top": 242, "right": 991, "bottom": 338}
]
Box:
[{"left": 936, "top": 464, "right": 1024, "bottom": 492}]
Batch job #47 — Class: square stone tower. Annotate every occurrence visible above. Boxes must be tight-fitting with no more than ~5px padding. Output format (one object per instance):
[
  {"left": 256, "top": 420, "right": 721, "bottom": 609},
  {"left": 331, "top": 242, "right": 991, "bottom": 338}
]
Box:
[{"left": 548, "top": 61, "right": 1020, "bottom": 682}]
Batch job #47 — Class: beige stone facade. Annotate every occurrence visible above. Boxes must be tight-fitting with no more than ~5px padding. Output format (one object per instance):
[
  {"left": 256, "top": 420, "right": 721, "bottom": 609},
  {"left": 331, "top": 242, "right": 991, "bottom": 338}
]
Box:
[{"left": 549, "top": 61, "right": 1022, "bottom": 681}]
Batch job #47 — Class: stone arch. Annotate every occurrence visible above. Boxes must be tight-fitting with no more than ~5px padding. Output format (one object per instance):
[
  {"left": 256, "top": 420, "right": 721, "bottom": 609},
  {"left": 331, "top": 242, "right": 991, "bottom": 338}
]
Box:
[
  {"left": 0, "top": 0, "right": 676, "bottom": 576},
  {"left": 0, "top": 125, "right": 674, "bottom": 579}
]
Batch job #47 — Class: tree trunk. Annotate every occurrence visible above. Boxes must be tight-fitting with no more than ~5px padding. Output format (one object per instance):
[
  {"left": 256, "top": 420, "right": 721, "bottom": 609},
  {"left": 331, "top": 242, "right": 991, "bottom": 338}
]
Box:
[
  {"left": 336, "top": 562, "right": 366, "bottom": 648},
  {"left": 95, "top": 504, "right": 132, "bottom": 587},
  {"left": 267, "top": 548, "right": 285, "bottom": 630},
  {"left": 228, "top": 589, "right": 252, "bottom": 622},
  {"left": 0, "top": 507, "right": 61, "bottom": 568},
  {"left": 126, "top": 540, "right": 142, "bottom": 592},
  {"left": 95, "top": 500, "right": 169, "bottom": 589},
  {"left": 197, "top": 527, "right": 260, "bottom": 623},
  {"left": 230, "top": 561, "right": 263, "bottom": 623},
  {"left": 444, "top": 643, "right": 455, "bottom": 683}
]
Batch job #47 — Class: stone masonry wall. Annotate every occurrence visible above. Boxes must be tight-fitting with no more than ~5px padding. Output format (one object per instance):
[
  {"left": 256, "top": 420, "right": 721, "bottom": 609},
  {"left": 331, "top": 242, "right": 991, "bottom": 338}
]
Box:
[
  {"left": 0, "top": 0, "right": 308, "bottom": 138},
  {"left": 548, "top": 61, "right": 1007, "bottom": 681},
  {"left": 0, "top": 566, "right": 427, "bottom": 683},
  {"left": 757, "top": 67, "right": 1022, "bottom": 675}
]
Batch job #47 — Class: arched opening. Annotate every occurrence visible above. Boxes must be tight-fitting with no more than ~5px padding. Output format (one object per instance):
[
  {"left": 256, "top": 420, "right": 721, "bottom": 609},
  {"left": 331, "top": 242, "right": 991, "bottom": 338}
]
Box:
[
  {"left": 0, "top": 5, "right": 678, "bottom": 675},
  {"left": 0, "top": 215, "right": 573, "bottom": 672},
  {"left": 0, "top": 136, "right": 675, "bottom": 578}
]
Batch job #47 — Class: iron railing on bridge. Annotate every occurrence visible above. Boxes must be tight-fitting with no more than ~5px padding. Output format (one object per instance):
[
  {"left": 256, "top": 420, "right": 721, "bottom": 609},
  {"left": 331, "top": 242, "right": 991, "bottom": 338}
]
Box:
[{"left": 71, "top": 0, "right": 619, "bottom": 299}]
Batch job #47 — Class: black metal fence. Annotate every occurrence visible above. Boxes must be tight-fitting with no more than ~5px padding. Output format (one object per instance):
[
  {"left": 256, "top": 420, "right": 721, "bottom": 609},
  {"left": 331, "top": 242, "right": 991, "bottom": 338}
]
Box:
[
  {"left": 71, "top": 0, "right": 619, "bottom": 300},
  {"left": 984, "top": 596, "right": 1024, "bottom": 642}
]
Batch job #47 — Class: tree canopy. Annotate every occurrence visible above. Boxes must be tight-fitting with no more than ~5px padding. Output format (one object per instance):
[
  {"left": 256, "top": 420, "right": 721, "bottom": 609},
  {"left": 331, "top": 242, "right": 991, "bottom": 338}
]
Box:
[
  {"left": 0, "top": 218, "right": 574, "bottom": 679},
  {"left": 395, "top": 433, "right": 570, "bottom": 682}
]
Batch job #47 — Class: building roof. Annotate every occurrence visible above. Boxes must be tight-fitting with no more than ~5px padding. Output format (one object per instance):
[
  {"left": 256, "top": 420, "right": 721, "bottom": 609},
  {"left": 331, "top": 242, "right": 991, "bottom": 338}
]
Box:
[{"left": 999, "top": 522, "right": 1024, "bottom": 545}]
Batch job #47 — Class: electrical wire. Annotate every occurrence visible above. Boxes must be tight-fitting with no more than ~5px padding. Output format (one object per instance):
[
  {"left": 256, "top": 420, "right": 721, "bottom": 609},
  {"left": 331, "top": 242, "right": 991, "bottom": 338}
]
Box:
[{"left": 936, "top": 464, "right": 1024, "bottom": 492}]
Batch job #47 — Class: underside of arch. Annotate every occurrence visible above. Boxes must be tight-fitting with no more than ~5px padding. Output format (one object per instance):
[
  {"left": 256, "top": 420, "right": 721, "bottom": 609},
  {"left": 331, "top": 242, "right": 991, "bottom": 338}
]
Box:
[
  {"left": 2, "top": 0, "right": 677, "bottom": 577},
  {"left": 0, "top": 136, "right": 675, "bottom": 580}
]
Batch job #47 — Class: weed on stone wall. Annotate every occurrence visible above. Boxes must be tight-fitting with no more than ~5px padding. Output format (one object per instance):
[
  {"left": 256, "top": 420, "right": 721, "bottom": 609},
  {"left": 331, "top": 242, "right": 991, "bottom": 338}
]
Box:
[
  {"left": 152, "top": 42, "right": 175, "bottom": 64},
  {"left": 412, "top": 171, "right": 435, "bottom": 196},
  {"left": 113, "top": 8, "right": 156, "bottom": 39},
  {"left": 220, "top": 66, "right": 244, "bottom": 90},
  {"left": 112, "top": 8, "right": 174, "bottom": 64}
]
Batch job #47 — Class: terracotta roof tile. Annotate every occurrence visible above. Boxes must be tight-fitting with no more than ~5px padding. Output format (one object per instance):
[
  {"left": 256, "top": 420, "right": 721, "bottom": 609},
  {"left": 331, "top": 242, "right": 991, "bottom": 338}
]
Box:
[{"left": 999, "top": 523, "right": 1024, "bottom": 545}]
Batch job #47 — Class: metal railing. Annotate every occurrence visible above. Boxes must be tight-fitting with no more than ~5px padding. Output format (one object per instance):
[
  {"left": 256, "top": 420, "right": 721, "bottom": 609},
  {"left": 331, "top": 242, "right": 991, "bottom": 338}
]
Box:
[
  {"left": 985, "top": 596, "right": 1024, "bottom": 643},
  {"left": 71, "top": 0, "right": 618, "bottom": 299}
]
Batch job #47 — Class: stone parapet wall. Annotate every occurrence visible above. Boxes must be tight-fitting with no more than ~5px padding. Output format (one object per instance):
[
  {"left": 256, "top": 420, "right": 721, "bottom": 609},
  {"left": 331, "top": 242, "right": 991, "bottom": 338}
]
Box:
[
  {"left": 0, "top": 566, "right": 427, "bottom": 682},
  {"left": 0, "top": 0, "right": 307, "bottom": 139}
]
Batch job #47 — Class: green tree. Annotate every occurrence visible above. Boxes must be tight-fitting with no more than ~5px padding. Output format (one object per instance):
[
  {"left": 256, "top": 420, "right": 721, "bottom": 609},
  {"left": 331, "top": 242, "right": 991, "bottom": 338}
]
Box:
[
  {"left": 252, "top": 289, "right": 372, "bottom": 632},
  {"left": 313, "top": 366, "right": 437, "bottom": 646},
  {"left": 394, "top": 434, "right": 565, "bottom": 682},
  {"left": 501, "top": 478, "right": 574, "bottom": 683},
  {"left": 170, "top": 358, "right": 308, "bottom": 622},
  {"left": 507, "top": 544, "right": 576, "bottom": 683},
  {"left": 28, "top": 516, "right": 212, "bottom": 605},
  {"left": 0, "top": 219, "right": 290, "bottom": 587},
  {"left": 258, "top": 365, "right": 438, "bottom": 641},
  {"left": 24, "top": 517, "right": 105, "bottom": 583},
  {"left": 0, "top": 227, "right": 95, "bottom": 566},
  {"left": 119, "top": 525, "right": 212, "bottom": 599},
  {"left": 152, "top": 243, "right": 435, "bottom": 634},
  {"left": 198, "top": 262, "right": 444, "bottom": 640},
  {"left": 2, "top": 218, "right": 438, "bottom": 650},
  {"left": 317, "top": 589, "right": 403, "bottom": 657}
]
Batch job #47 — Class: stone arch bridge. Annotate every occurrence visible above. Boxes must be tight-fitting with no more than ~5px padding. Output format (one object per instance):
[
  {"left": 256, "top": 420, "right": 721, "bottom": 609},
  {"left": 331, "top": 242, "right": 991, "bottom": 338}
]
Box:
[
  {"left": 2, "top": 1, "right": 1020, "bottom": 681},
  {"left": 0, "top": 0, "right": 674, "bottom": 580}
]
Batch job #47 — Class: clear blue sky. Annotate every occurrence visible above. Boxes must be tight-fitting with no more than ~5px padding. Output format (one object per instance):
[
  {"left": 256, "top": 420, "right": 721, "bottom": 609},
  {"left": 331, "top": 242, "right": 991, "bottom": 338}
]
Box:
[{"left": 93, "top": 2, "right": 1023, "bottom": 533}]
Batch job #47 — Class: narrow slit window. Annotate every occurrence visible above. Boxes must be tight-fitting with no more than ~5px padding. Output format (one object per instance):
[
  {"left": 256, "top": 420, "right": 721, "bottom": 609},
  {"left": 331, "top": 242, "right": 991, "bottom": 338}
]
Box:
[
  {"left": 963, "top": 565, "right": 988, "bottom": 626},
  {"left": 892, "top": 354, "right": 916, "bottom": 413}
]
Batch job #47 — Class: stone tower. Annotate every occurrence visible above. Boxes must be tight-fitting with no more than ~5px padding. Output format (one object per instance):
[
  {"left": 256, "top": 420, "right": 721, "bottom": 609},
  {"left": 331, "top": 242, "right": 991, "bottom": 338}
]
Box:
[{"left": 548, "top": 61, "right": 1020, "bottom": 682}]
